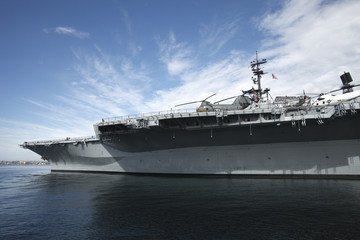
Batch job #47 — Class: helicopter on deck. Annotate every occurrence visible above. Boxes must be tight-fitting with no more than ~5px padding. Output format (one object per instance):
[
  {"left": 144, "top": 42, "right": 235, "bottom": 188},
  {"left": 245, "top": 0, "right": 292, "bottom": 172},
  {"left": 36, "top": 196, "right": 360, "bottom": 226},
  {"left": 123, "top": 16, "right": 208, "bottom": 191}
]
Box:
[
  {"left": 175, "top": 92, "right": 253, "bottom": 112},
  {"left": 311, "top": 72, "right": 360, "bottom": 106}
]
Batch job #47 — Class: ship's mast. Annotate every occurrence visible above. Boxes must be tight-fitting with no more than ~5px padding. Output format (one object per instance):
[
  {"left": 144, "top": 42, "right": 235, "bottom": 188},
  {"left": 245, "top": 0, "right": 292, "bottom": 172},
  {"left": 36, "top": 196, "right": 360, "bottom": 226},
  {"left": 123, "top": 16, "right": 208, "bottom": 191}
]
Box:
[{"left": 250, "top": 51, "right": 267, "bottom": 100}]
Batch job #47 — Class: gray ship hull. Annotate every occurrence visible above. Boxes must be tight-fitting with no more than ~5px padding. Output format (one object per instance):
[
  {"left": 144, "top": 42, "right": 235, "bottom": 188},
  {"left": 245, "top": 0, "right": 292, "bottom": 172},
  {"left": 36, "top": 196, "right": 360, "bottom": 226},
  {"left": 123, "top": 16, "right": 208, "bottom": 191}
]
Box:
[
  {"left": 26, "top": 139, "right": 360, "bottom": 178},
  {"left": 22, "top": 101, "right": 360, "bottom": 178}
]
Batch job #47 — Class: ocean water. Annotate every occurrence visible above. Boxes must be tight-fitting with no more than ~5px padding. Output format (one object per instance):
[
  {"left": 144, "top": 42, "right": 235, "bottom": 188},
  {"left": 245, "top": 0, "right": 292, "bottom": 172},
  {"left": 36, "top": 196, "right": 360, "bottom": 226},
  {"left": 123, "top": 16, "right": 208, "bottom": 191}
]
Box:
[{"left": 1, "top": 166, "right": 360, "bottom": 240}]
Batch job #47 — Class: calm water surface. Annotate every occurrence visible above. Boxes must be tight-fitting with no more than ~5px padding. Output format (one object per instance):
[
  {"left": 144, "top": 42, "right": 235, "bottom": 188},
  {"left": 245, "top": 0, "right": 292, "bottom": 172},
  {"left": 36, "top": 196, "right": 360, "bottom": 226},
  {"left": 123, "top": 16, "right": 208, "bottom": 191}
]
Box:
[{"left": 1, "top": 165, "right": 360, "bottom": 239}]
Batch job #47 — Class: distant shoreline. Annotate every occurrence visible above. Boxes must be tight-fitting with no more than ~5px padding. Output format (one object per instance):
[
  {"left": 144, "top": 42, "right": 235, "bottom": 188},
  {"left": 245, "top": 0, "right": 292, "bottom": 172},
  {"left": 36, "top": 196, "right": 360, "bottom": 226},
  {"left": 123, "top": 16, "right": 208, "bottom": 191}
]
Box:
[{"left": 0, "top": 161, "right": 49, "bottom": 166}]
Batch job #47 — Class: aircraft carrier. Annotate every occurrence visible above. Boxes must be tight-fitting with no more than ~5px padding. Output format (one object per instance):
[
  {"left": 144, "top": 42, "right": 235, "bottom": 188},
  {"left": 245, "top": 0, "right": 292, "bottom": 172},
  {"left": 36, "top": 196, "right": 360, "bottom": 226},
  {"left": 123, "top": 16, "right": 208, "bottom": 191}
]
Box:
[{"left": 21, "top": 53, "right": 360, "bottom": 178}]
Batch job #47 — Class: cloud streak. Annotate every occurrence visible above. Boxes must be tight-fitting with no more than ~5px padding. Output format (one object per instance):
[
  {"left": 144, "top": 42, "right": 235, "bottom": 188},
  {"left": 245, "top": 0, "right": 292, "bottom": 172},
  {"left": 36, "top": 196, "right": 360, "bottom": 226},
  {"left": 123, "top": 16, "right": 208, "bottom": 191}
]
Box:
[
  {"left": 258, "top": 0, "right": 360, "bottom": 95},
  {"left": 44, "top": 26, "right": 90, "bottom": 38},
  {"left": 147, "top": 50, "right": 249, "bottom": 110},
  {"left": 158, "top": 31, "right": 194, "bottom": 76},
  {"left": 71, "top": 48, "right": 152, "bottom": 116},
  {"left": 199, "top": 18, "right": 239, "bottom": 55},
  {"left": 0, "top": 117, "right": 92, "bottom": 161}
]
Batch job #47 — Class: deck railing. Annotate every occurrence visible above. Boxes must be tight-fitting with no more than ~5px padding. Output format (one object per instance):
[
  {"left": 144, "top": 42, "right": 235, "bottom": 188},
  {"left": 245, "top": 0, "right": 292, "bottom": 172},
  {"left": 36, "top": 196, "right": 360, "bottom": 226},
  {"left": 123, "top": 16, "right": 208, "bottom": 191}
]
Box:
[
  {"left": 101, "top": 108, "right": 195, "bottom": 122},
  {"left": 22, "top": 136, "right": 97, "bottom": 146},
  {"left": 100, "top": 103, "right": 282, "bottom": 123}
]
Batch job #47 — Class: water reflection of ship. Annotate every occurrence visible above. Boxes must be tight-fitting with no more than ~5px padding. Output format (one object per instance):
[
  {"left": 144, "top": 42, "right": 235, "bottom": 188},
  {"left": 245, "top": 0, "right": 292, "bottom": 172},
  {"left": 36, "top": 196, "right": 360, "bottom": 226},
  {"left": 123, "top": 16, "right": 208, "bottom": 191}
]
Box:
[{"left": 21, "top": 52, "right": 360, "bottom": 178}]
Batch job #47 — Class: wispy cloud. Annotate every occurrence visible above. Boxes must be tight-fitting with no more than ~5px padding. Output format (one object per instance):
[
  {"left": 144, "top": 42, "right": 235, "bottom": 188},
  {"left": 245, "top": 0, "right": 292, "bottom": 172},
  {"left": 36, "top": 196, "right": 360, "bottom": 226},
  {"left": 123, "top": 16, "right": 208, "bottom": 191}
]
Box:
[
  {"left": 158, "top": 31, "right": 194, "bottom": 76},
  {"left": 117, "top": 8, "right": 143, "bottom": 57},
  {"left": 120, "top": 8, "right": 132, "bottom": 36},
  {"left": 199, "top": 18, "right": 239, "bottom": 55},
  {"left": 69, "top": 46, "right": 154, "bottom": 117},
  {"left": 43, "top": 26, "right": 90, "bottom": 38},
  {"left": 258, "top": 0, "right": 360, "bottom": 95},
  {"left": 24, "top": 98, "right": 95, "bottom": 131},
  {"left": 146, "top": 50, "right": 250, "bottom": 110},
  {"left": 0, "top": 117, "right": 92, "bottom": 161}
]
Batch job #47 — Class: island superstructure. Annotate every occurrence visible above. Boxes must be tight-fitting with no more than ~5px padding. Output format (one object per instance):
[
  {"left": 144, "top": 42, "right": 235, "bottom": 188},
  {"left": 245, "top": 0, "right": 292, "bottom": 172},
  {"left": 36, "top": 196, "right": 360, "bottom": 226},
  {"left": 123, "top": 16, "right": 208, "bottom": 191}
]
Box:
[{"left": 21, "top": 53, "right": 360, "bottom": 178}]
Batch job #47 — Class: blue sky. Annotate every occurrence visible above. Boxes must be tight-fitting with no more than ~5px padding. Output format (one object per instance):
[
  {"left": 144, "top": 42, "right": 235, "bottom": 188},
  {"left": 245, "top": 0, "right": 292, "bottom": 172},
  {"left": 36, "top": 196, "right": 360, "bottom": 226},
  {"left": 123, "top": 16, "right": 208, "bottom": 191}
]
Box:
[{"left": 1, "top": 0, "right": 360, "bottom": 161}]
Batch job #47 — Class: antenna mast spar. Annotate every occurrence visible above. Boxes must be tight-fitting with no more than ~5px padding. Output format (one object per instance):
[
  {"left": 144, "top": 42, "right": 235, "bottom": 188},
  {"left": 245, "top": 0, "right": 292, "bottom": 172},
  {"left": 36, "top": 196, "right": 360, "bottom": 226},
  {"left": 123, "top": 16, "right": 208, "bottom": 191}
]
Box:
[{"left": 250, "top": 51, "right": 267, "bottom": 100}]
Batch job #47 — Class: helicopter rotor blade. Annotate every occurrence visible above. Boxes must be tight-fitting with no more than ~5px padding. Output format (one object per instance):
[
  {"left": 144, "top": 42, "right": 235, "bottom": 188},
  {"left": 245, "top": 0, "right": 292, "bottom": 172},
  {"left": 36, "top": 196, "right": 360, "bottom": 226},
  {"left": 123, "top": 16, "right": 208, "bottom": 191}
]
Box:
[
  {"left": 304, "top": 93, "right": 320, "bottom": 96},
  {"left": 325, "top": 83, "right": 360, "bottom": 94},
  {"left": 175, "top": 100, "right": 201, "bottom": 107},
  {"left": 204, "top": 93, "right": 216, "bottom": 101},
  {"left": 175, "top": 93, "right": 216, "bottom": 107},
  {"left": 213, "top": 96, "right": 237, "bottom": 104},
  {"left": 327, "top": 88, "right": 343, "bottom": 94}
]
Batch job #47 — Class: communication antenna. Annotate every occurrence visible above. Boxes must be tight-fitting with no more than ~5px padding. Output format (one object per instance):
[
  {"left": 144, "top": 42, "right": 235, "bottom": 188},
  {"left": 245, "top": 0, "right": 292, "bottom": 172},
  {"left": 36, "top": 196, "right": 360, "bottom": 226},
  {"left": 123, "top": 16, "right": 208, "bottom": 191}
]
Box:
[{"left": 250, "top": 51, "right": 267, "bottom": 99}]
